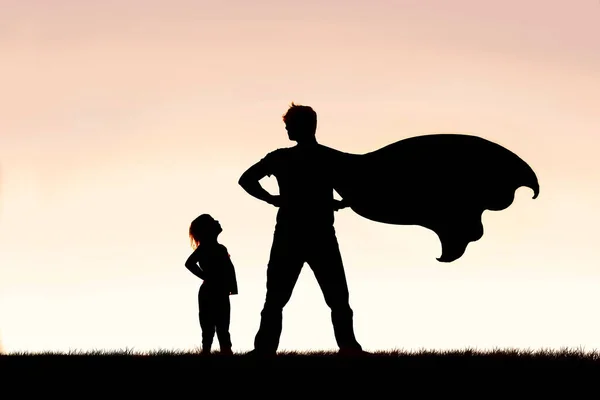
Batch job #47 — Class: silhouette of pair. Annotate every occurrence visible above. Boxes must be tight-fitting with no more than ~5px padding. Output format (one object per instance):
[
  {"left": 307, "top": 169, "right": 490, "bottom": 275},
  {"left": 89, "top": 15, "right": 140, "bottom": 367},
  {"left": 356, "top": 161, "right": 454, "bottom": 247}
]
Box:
[
  {"left": 185, "top": 102, "right": 539, "bottom": 356},
  {"left": 183, "top": 103, "right": 361, "bottom": 356},
  {"left": 185, "top": 103, "right": 363, "bottom": 356}
]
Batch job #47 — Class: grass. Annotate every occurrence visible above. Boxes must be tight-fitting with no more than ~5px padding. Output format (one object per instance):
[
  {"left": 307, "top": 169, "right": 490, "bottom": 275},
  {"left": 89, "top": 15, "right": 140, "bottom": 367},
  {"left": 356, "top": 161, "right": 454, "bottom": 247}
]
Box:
[
  {"left": 2, "top": 347, "right": 599, "bottom": 393},
  {"left": 3, "top": 346, "right": 600, "bottom": 365}
]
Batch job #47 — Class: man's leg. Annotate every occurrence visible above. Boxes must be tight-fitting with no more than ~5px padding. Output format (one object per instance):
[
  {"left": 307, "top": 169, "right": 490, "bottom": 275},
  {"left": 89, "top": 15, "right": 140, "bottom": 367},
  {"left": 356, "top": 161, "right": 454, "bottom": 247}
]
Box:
[
  {"left": 307, "top": 228, "right": 362, "bottom": 352},
  {"left": 253, "top": 228, "right": 304, "bottom": 355}
]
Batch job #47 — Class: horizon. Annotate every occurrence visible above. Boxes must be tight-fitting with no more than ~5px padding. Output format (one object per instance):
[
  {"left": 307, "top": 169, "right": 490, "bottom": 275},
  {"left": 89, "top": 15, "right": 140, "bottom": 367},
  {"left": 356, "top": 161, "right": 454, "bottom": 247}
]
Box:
[{"left": 1, "top": 0, "right": 599, "bottom": 354}]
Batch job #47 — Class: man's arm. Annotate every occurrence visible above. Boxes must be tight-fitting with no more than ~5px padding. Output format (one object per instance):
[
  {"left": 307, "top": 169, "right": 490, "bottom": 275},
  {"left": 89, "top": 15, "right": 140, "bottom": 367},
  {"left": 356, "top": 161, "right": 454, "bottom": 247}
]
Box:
[
  {"left": 184, "top": 251, "right": 205, "bottom": 280},
  {"left": 333, "top": 198, "right": 350, "bottom": 211},
  {"left": 332, "top": 188, "right": 350, "bottom": 211},
  {"left": 238, "top": 154, "right": 279, "bottom": 206}
]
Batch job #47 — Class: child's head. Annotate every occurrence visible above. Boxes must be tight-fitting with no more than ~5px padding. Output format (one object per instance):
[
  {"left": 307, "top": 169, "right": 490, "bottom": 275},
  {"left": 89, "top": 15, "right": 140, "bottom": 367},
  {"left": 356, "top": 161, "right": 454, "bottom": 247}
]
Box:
[{"left": 189, "top": 214, "right": 222, "bottom": 249}]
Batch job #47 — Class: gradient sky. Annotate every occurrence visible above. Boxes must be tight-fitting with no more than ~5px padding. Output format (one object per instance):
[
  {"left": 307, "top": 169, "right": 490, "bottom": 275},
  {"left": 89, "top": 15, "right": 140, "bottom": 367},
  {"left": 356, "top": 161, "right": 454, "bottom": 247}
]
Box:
[{"left": 1, "top": 0, "right": 599, "bottom": 354}]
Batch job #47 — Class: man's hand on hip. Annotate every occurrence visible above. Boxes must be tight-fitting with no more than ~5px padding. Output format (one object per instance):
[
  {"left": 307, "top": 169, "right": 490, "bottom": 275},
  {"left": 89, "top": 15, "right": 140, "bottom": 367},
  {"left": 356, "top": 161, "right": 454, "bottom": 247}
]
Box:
[
  {"left": 333, "top": 199, "right": 349, "bottom": 211},
  {"left": 268, "top": 195, "right": 282, "bottom": 207}
]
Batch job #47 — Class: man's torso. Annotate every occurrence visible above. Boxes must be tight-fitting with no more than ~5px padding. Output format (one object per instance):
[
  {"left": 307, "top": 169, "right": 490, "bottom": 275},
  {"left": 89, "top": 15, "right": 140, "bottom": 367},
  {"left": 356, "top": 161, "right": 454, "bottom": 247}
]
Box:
[{"left": 266, "top": 144, "right": 336, "bottom": 228}]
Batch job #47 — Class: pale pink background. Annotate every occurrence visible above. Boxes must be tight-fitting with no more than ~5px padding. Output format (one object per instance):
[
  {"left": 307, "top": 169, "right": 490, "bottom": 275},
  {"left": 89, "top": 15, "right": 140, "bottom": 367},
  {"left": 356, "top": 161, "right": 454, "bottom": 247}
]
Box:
[{"left": 1, "top": 0, "right": 599, "bottom": 353}]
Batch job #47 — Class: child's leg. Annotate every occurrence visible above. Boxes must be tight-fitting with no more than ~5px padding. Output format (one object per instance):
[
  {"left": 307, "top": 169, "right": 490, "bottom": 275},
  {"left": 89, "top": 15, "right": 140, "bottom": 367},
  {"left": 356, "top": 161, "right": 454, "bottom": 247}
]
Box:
[
  {"left": 215, "top": 295, "right": 232, "bottom": 353},
  {"left": 198, "top": 287, "right": 216, "bottom": 353}
]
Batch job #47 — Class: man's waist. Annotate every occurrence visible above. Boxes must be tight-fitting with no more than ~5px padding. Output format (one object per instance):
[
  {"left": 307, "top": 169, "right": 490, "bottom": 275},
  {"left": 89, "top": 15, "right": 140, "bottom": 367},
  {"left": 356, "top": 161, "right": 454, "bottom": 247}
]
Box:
[
  {"left": 275, "top": 215, "right": 335, "bottom": 229},
  {"left": 276, "top": 211, "right": 333, "bottom": 221},
  {"left": 277, "top": 206, "right": 334, "bottom": 215}
]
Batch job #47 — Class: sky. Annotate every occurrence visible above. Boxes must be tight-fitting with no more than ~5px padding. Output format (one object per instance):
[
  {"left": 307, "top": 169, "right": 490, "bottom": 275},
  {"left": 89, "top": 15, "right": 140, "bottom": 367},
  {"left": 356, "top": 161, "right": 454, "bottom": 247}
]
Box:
[{"left": 0, "top": 0, "right": 599, "bottom": 354}]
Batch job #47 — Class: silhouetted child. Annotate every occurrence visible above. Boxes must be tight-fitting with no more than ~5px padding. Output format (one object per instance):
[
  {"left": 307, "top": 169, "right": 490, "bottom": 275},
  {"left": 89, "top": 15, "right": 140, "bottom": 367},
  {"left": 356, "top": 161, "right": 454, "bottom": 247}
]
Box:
[{"left": 185, "top": 214, "right": 238, "bottom": 355}]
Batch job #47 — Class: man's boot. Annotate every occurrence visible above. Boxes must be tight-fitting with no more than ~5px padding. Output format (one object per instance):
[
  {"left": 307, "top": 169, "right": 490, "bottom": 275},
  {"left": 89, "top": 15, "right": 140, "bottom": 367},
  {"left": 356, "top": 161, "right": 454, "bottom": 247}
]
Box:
[
  {"left": 201, "top": 343, "right": 212, "bottom": 355},
  {"left": 220, "top": 347, "right": 233, "bottom": 356}
]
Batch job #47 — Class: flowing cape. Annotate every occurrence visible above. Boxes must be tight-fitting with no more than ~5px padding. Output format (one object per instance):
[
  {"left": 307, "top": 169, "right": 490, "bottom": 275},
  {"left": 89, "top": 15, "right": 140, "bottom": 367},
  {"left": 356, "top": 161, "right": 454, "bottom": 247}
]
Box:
[{"left": 324, "top": 134, "right": 540, "bottom": 262}]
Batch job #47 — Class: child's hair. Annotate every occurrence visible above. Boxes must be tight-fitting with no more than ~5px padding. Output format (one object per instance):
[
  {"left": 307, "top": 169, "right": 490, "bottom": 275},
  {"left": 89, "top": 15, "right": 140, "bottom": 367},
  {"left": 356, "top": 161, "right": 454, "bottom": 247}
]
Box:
[
  {"left": 188, "top": 214, "right": 214, "bottom": 250},
  {"left": 189, "top": 230, "right": 199, "bottom": 250}
]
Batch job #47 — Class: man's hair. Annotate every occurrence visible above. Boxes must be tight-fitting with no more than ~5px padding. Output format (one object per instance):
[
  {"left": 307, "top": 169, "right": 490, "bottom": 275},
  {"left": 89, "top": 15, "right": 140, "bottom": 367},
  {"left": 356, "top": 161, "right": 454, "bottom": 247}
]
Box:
[{"left": 282, "top": 102, "right": 317, "bottom": 133}]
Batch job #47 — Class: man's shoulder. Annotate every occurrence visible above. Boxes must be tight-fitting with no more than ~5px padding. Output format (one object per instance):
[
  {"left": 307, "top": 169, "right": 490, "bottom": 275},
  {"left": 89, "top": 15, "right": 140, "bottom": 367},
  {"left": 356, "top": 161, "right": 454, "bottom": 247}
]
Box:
[
  {"left": 264, "top": 147, "right": 291, "bottom": 158},
  {"left": 260, "top": 147, "right": 293, "bottom": 166}
]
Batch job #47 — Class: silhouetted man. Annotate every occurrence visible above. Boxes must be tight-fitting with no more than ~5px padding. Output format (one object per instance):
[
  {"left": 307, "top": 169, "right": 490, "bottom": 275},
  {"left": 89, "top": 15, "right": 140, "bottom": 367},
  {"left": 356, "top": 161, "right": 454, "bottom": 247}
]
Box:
[{"left": 238, "top": 103, "right": 364, "bottom": 356}]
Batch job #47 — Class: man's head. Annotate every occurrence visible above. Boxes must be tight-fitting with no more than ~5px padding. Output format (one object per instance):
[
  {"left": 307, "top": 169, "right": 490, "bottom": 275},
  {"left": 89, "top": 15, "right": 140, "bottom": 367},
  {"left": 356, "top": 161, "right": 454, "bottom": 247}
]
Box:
[{"left": 282, "top": 102, "right": 317, "bottom": 142}]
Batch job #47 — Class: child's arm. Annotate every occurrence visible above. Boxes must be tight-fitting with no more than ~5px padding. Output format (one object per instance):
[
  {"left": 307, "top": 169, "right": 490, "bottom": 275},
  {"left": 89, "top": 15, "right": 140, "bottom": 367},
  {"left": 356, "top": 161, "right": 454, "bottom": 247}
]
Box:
[{"left": 185, "top": 250, "right": 206, "bottom": 280}]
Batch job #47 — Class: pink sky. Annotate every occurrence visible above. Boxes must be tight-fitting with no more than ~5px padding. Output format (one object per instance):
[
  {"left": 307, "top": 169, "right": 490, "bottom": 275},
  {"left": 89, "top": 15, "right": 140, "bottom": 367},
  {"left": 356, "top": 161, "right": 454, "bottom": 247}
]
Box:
[{"left": 1, "top": 0, "right": 599, "bottom": 353}]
